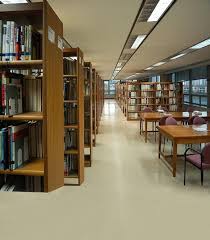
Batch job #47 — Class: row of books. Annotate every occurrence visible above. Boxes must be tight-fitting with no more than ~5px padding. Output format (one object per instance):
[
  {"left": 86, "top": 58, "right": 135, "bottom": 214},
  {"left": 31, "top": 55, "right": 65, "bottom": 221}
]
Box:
[
  {"left": 64, "top": 129, "right": 77, "bottom": 150},
  {"left": 64, "top": 79, "right": 77, "bottom": 100},
  {"left": 64, "top": 103, "right": 77, "bottom": 125},
  {"left": 63, "top": 58, "right": 76, "bottom": 75},
  {"left": 84, "top": 80, "right": 90, "bottom": 96},
  {"left": 64, "top": 155, "right": 78, "bottom": 176},
  {"left": 0, "top": 71, "right": 42, "bottom": 115},
  {"left": 0, "top": 121, "right": 42, "bottom": 170},
  {"left": 0, "top": 20, "right": 42, "bottom": 61},
  {"left": 0, "top": 175, "right": 43, "bottom": 192}
]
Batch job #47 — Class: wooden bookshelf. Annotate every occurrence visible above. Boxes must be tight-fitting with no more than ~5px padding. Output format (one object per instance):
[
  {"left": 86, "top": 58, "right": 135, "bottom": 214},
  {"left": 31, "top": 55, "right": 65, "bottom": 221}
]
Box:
[
  {"left": 84, "top": 62, "right": 92, "bottom": 167},
  {"left": 92, "top": 69, "right": 97, "bottom": 146},
  {"left": 96, "top": 73, "right": 104, "bottom": 134},
  {"left": 117, "top": 82, "right": 183, "bottom": 121},
  {"left": 63, "top": 48, "right": 84, "bottom": 185},
  {"left": 0, "top": 0, "right": 64, "bottom": 192}
]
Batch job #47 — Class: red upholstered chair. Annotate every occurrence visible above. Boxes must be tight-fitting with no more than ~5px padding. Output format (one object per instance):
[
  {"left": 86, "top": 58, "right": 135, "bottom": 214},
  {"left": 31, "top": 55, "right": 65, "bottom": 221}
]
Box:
[
  {"left": 165, "top": 117, "right": 177, "bottom": 126},
  {"left": 184, "top": 143, "right": 210, "bottom": 185},
  {"left": 159, "top": 116, "right": 168, "bottom": 126},
  {"left": 143, "top": 107, "right": 153, "bottom": 112},
  {"left": 188, "top": 116, "right": 196, "bottom": 125},
  {"left": 193, "top": 116, "right": 206, "bottom": 125}
]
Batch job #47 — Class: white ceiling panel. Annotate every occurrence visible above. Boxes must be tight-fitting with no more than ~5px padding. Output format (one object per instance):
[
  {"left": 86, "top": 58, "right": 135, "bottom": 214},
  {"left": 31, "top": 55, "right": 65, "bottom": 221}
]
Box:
[
  {"left": 32, "top": 0, "right": 141, "bottom": 79},
  {"left": 118, "top": 0, "right": 210, "bottom": 79}
]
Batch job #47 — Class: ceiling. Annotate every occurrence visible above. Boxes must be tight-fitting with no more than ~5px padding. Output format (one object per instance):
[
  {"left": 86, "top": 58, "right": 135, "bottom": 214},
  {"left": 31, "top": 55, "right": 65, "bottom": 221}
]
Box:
[
  {"left": 118, "top": 0, "right": 210, "bottom": 79},
  {"left": 31, "top": 0, "right": 210, "bottom": 80},
  {"left": 32, "top": 0, "right": 141, "bottom": 79}
]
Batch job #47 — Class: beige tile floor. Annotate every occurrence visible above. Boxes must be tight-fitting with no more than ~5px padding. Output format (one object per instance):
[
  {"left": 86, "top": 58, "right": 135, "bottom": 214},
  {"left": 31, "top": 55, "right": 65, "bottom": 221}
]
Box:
[{"left": 1, "top": 99, "right": 210, "bottom": 240}]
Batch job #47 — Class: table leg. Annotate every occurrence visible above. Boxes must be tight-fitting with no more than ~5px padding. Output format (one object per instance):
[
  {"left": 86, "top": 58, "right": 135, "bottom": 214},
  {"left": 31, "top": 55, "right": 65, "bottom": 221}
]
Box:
[
  {"left": 172, "top": 141, "right": 177, "bottom": 177},
  {"left": 145, "top": 120, "right": 148, "bottom": 143},
  {"left": 158, "top": 132, "right": 162, "bottom": 159}
]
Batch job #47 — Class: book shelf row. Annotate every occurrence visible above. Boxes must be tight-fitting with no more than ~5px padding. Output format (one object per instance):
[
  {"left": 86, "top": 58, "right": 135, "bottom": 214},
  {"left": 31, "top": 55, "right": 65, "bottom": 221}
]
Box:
[
  {"left": 116, "top": 82, "right": 183, "bottom": 120},
  {"left": 0, "top": 1, "right": 104, "bottom": 192}
]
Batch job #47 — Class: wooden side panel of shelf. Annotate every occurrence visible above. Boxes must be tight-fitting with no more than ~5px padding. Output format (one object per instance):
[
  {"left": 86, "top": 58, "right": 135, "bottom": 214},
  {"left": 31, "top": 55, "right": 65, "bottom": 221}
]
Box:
[
  {"left": 43, "top": 0, "right": 64, "bottom": 192},
  {"left": 77, "top": 48, "right": 84, "bottom": 184}
]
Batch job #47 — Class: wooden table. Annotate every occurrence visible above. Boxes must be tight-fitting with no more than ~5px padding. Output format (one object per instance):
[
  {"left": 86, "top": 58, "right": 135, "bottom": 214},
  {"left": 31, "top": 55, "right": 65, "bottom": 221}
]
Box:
[
  {"left": 157, "top": 124, "right": 210, "bottom": 177},
  {"left": 139, "top": 111, "right": 210, "bottom": 143}
]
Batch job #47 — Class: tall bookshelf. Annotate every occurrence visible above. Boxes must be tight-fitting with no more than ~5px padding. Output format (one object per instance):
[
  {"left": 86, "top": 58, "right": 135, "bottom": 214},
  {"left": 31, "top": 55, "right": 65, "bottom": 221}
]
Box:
[
  {"left": 125, "top": 82, "right": 183, "bottom": 120},
  {"left": 84, "top": 62, "right": 92, "bottom": 167},
  {"left": 0, "top": 1, "right": 64, "bottom": 192},
  {"left": 96, "top": 73, "right": 104, "bottom": 134},
  {"left": 92, "top": 68, "right": 97, "bottom": 147},
  {"left": 63, "top": 48, "right": 84, "bottom": 185}
]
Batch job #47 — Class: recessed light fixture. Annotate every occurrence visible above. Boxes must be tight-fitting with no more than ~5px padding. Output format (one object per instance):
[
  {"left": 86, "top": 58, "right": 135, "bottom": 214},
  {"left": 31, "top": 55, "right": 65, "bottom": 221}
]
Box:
[
  {"left": 148, "top": 0, "right": 174, "bottom": 22},
  {"left": 153, "top": 61, "right": 166, "bottom": 67},
  {"left": 131, "top": 35, "right": 147, "bottom": 49},
  {"left": 170, "top": 53, "right": 186, "bottom": 60},
  {"left": 1, "top": 0, "right": 27, "bottom": 3},
  {"left": 190, "top": 38, "right": 210, "bottom": 49},
  {"left": 145, "top": 67, "right": 154, "bottom": 70}
]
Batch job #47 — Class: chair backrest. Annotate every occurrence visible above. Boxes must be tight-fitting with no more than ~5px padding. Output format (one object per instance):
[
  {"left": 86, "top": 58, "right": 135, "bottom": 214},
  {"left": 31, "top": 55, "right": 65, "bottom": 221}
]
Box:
[
  {"left": 193, "top": 116, "right": 206, "bottom": 125},
  {"left": 165, "top": 117, "right": 177, "bottom": 125},
  {"left": 202, "top": 143, "right": 210, "bottom": 164},
  {"left": 188, "top": 116, "right": 196, "bottom": 125},
  {"left": 143, "top": 107, "right": 153, "bottom": 112},
  {"left": 159, "top": 116, "right": 168, "bottom": 126}
]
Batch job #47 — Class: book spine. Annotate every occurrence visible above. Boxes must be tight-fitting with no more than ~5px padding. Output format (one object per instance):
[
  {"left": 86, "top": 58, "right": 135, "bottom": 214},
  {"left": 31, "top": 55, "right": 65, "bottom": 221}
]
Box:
[{"left": 2, "top": 23, "right": 7, "bottom": 61}]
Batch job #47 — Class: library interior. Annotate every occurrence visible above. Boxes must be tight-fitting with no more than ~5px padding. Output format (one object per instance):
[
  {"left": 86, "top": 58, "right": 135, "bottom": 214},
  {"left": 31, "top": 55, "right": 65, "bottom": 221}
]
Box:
[{"left": 0, "top": 0, "right": 210, "bottom": 239}]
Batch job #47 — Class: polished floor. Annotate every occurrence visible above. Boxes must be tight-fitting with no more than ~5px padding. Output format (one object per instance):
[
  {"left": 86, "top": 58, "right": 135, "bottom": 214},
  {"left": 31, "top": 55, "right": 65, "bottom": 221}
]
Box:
[{"left": 1, "top": 99, "right": 210, "bottom": 240}]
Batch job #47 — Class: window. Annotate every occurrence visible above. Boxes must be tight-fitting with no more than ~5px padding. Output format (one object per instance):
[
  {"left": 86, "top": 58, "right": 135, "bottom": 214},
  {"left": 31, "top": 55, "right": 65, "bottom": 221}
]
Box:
[
  {"left": 184, "top": 95, "right": 190, "bottom": 103},
  {"left": 191, "top": 78, "right": 207, "bottom": 107},
  {"left": 104, "top": 80, "right": 119, "bottom": 98},
  {"left": 183, "top": 80, "right": 189, "bottom": 94}
]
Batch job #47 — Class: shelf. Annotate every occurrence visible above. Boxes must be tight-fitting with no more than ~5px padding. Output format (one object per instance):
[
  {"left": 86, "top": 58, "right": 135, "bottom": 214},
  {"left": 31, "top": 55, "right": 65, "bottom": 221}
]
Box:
[
  {"left": 64, "top": 100, "right": 77, "bottom": 103},
  {"left": 0, "top": 60, "right": 43, "bottom": 69},
  {"left": 0, "top": 112, "right": 43, "bottom": 121},
  {"left": 85, "top": 144, "right": 90, "bottom": 148},
  {"left": 0, "top": 159, "right": 44, "bottom": 177},
  {"left": 64, "top": 173, "right": 78, "bottom": 178},
  {"left": 64, "top": 125, "right": 78, "bottom": 129},
  {"left": 63, "top": 75, "right": 77, "bottom": 78},
  {"left": 64, "top": 150, "right": 79, "bottom": 155}
]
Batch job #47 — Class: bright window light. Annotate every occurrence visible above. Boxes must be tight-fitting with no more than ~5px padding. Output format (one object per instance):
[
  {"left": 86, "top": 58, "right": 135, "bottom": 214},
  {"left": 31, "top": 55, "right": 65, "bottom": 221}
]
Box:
[
  {"left": 145, "top": 67, "right": 154, "bottom": 70},
  {"left": 148, "top": 0, "right": 174, "bottom": 22},
  {"left": 1, "top": 0, "right": 27, "bottom": 3},
  {"left": 170, "top": 53, "right": 186, "bottom": 60},
  {"left": 153, "top": 61, "right": 166, "bottom": 67},
  {"left": 131, "top": 35, "right": 147, "bottom": 49},
  {"left": 190, "top": 38, "right": 210, "bottom": 49}
]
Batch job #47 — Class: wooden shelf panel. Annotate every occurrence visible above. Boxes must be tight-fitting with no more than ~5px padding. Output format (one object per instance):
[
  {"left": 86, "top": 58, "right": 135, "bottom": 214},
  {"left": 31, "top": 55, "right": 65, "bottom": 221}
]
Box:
[
  {"left": 64, "top": 125, "right": 78, "bottom": 129},
  {"left": 64, "top": 150, "right": 79, "bottom": 155},
  {"left": 0, "top": 159, "right": 44, "bottom": 176},
  {"left": 64, "top": 100, "right": 77, "bottom": 103},
  {"left": 63, "top": 75, "right": 77, "bottom": 78},
  {"left": 0, "top": 60, "right": 43, "bottom": 69},
  {"left": 0, "top": 112, "right": 43, "bottom": 120},
  {"left": 64, "top": 173, "right": 78, "bottom": 178}
]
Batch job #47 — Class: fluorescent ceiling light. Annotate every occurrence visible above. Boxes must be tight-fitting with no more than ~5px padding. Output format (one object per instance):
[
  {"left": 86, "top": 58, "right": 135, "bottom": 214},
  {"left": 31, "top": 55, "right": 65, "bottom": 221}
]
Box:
[
  {"left": 115, "top": 67, "right": 121, "bottom": 71},
  {"left": 145, "top": 67, "right": 154, "bottom": 70},
  {"left": 117, "top": 62, "right": 122, "bottom": 67},
  {"left": 131, "top": 35, "right": 146, "bottom": 49},
  {"left": 190, "top": 38, "right": 210, "bottom": 49},
  {"left": 148, "top": 0, "right": 174, "bottom": 22},
  {"left": 153, "top": 61, "right": 166, "bottom": 67},
  {"left": 1, "top": 0, "right": 27, "bottom": 3},
  {"left": 170, "top": 53, "right": 186, "bottom": 60}
]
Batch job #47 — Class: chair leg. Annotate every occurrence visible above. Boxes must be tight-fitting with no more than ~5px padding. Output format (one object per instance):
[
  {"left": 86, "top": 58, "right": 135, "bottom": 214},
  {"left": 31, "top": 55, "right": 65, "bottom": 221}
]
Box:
[
  {"left": 184, "top": 159, "right": 187, "bottom": 185},
  {"left": 201, "top": 169, "right": 203, "bottom": 186}
]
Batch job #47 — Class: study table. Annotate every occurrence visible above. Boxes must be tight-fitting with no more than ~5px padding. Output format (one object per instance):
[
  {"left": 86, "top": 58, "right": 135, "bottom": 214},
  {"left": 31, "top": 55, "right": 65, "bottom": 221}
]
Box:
[
  {"left": 139, "top": 111, "right": 210, "bottom": 143},
  {"left": 157, "top": 124, "right": 210, "bottom": 177}
]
